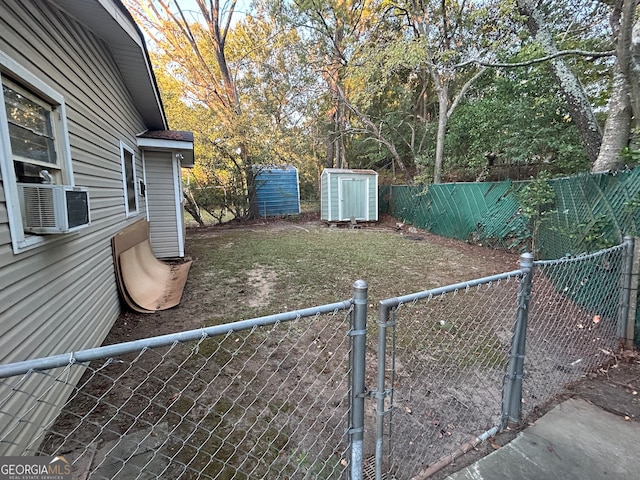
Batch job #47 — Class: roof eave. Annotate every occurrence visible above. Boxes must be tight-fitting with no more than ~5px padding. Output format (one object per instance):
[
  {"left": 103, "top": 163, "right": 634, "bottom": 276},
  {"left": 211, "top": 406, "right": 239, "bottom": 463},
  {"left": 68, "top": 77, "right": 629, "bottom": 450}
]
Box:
[
  {"left": 54, "top": 0, "right": 167, "bottom": 130},
  {"left": 137, "top": 137, "right": 194, "bottom": 168}
]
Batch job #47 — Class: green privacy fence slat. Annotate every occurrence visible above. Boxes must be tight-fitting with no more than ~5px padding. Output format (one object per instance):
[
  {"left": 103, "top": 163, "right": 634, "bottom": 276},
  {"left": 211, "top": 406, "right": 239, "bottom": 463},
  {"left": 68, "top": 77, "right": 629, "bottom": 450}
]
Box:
[
  {"left": 533, "top": 170, "right": 640, "bottom": 258},
  {"left": 539, "top": 245, "right": 626, "bottom": 315},
  {"left": 381, "top": 168, "right": 640, "bottom": 259},
  {"left": 382, "top": 181, "right": 529, "bottom": 251},
  {"left": 380, "top": 168, "right": 640, "bottom": 347}
]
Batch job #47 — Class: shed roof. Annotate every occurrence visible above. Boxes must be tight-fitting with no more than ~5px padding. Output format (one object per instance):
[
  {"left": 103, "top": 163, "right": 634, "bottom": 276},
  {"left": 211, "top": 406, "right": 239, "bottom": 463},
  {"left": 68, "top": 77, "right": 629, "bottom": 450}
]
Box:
[
  {"left": 138, "top": 130, "right": 194, "bottom": 142},
  {"left": 254, "top": 164, "right": 298, "bottom": 172},
  {"left": 55, "top": 0, "right": 167, "bottom": 131},
  {"left": 322, "top": 168, "right": 378, "bottom": 175}
]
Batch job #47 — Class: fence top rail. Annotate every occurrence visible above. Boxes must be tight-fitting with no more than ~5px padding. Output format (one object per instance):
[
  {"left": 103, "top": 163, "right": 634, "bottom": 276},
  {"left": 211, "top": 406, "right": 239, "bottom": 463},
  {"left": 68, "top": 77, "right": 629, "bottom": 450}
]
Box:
[
  {"left": 533, "top": 239, "right": 630, "bottom": 267},
  {"left": 378, "top": 269, "right": 524, "bottom": 310},
  {"left": 0, "top": 299, "right": 354, "bottom": 380}
]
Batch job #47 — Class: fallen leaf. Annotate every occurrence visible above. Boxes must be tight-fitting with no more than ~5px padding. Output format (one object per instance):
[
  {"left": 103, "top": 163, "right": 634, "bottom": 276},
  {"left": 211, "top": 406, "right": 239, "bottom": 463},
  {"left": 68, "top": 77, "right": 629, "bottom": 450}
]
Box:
[{"left": 489, "top": 441, "right": 500, "bottom": 450}]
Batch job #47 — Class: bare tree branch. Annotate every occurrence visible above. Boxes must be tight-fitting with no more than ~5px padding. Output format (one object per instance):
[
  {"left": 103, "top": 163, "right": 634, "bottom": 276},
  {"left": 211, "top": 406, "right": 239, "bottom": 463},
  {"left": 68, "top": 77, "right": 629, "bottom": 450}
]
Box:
[
  {"left": 455, "top": 49, "right": 615, "bottom": 69},
  {"left": 335, "top": 84, "right": 414, "bottom": 184},
  {"left": 447, "top": 67, "right": 487, "bottom": 119}
]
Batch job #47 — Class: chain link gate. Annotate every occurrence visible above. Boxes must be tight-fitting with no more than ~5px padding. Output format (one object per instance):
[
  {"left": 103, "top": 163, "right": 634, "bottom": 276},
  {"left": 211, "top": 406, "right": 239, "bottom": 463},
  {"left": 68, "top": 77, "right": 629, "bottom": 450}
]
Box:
[
  {"left": 371, "top": 267, "right": 525, "bottom": 479},
  {"left": 367, "top": 239, "right": 634, "bottom": 480}
]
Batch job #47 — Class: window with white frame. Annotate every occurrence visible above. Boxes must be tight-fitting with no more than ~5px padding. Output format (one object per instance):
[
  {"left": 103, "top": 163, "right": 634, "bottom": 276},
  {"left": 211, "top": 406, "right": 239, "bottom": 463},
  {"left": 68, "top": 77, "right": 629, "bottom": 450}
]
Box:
[
  {"left": 0, "top": 52, "right": 75, "bottom": 253},
  {"left": 120, "top": 143, "right": 138, "bottom": 216},
  {"left": 3, "top": 78, "right": 63, "bottom": 184}
]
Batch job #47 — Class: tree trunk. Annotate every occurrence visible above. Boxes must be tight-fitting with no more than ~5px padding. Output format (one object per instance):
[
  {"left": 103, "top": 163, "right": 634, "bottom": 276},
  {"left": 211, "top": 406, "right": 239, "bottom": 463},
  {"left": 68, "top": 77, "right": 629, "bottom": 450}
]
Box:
[
  {"left": 321, "top": 18, "right": 348, "bottom": 170},
  {"left": 592, "top": 66, "right": 632, "bottom": 171},
  {"left": 517, "top": 0, "right": 603, "bottom": 165},
  {"left": 243, "top": 149, "right": 260, "bottom": 220},
  {"left": 334, "top": 83, "right": 414, "bottom": 183},
  {"left": 324, "top": 87, "right": 347, "bottom": 169},
  {"left": 593, "top": 0, "right": 638, "bottom": 172},
  {"left": 432, "top": 67, "right": 486, "bottom": 184},
  {"left": 354, "top": 112, "right": 413, "bottom": 184},
  {"left": 630, "top": 16, "right": 640, "bottom": 134},
  {"left": 336, "top": 99, "right": 348, "bottom": 168},
  {"left": 325, "top": 120, "right": 336, "bottom": 169},
  {"left": 433, "top": 83, "right": 448, "bottom": 184},
  {"left": 183, "top": 189, "right": 205, "bottom": 226}
]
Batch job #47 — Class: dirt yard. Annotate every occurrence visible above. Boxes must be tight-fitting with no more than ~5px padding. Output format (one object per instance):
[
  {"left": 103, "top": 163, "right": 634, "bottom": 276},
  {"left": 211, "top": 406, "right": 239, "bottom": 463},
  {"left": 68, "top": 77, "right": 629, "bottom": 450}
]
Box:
[
  {"left": 431, "top": 352, "right": 640, "bottom": 479},
  {"left": 102, "top": 213, "right": 522, "bottom": 344},
  {"left": 47, "top": 214, "right": 639, "bottom": 479}
]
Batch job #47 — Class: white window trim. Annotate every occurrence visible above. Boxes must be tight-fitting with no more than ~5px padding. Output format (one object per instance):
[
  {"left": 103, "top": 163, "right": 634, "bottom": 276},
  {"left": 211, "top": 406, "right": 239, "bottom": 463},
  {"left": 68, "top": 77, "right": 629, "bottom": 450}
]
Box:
[
  {"left": 119, "top": 142, "right": 139, "bottom": 217},
  {"left": 0, "top": 50, "right": 74, "bottom": 254},
  {"left": 142, "top": 150, "right": 150, "bottom": 222}
]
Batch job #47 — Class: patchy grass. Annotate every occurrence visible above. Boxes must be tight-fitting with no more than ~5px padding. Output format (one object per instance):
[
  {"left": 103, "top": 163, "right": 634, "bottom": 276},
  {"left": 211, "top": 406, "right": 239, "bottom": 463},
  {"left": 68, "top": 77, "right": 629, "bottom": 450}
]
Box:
[
  {"left": 43, "top": 217, "right": 521, "bottom": 479},
  {"left": 183, "top": 220, "right": 518, "bottom": 328},
  {"left": 44, "top": 218, "right": 629, "bottom": 480}
]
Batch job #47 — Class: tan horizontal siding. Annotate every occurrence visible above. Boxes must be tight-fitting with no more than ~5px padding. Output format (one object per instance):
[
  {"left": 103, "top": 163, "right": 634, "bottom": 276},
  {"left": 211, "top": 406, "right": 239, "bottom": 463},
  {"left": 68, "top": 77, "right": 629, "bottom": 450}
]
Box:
[
  {"left": 13, "top": 2, "right": 143, "bottom": 136},
  {"left": 0, "top": 227, "right": 10, "bottom": 247},
  {"left": 0, "top": 203, "right": 7, "bottom": 224},
  {"left": 145, "top": 154, "right": 180, "bottom": 258},
  {"left": 1, "top": 258, "right": 118, "bottom": 360},
  {"left": 1, "top": 367, "right": 85, "bottom": 455},
  {"left": 0, "top": 0, "right": 160, "bottom": 456}
]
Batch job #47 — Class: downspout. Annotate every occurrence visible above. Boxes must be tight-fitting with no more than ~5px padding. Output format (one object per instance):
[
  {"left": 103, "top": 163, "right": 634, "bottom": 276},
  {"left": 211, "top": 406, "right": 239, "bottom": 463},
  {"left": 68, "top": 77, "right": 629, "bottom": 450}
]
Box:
[{"left": 409, "top": 425, "right": 501, "bottom": 479}]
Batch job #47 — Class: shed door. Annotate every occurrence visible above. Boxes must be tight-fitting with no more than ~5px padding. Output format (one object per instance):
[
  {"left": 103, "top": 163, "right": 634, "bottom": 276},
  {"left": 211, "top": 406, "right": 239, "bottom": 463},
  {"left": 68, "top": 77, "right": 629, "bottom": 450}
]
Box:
[{"left": 339, "top": 177, "right": 367, "bottom": 221}]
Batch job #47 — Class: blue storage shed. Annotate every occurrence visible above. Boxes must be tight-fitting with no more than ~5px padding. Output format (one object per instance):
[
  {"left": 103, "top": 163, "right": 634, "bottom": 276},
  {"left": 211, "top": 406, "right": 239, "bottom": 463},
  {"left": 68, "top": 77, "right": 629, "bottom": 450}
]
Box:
[{"left": 254, "top": 165, "right": 301, "bottom": 217}]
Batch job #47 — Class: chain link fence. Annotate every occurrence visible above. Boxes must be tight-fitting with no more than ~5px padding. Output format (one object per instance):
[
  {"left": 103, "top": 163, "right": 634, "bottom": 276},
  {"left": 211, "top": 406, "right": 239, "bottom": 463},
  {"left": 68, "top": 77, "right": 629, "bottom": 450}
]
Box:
[
  {"left": 372, "top": 271, "right": 523, "bottom": 479},
  {"left": 372, "top": 240, "right": 633, "bottom": 480},
  {"left": 0, "top": 302, "right": 355, "bottom": 479},
  {"left": 0, "top": 240, "right": 635, "bottom": 480},
  {"left": 521, "top": 244, "right": 628, "bottom": 418}
]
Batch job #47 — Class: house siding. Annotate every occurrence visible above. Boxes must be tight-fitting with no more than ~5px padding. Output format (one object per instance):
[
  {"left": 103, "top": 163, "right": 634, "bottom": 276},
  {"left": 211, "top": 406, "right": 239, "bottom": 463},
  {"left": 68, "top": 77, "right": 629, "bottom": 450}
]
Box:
[
  {"left": 144, "top": 151, "right": 182, "bottom": 258},
  {"left": 0, "top": 0, "right": 151, "bottom": 454}
]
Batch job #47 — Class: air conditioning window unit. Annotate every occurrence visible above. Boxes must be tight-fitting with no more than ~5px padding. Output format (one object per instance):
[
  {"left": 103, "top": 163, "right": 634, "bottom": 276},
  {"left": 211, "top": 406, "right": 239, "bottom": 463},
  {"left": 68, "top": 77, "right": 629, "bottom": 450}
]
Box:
[{"left": 17, "top": 183, "right": 91, "bottom": 234}]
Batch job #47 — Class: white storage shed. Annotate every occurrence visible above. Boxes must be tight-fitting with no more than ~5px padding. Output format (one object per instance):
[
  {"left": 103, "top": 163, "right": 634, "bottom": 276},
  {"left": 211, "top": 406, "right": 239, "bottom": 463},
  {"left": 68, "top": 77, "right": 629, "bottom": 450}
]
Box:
[{"left": 321, "top": 168, "right": 378, "bottom": 222}]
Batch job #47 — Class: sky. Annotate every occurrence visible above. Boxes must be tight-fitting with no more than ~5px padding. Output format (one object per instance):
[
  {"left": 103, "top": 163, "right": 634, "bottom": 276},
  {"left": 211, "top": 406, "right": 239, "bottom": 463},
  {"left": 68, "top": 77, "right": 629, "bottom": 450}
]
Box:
[{"left": 166, "top": 0, "right": 253, "bottom": 24}]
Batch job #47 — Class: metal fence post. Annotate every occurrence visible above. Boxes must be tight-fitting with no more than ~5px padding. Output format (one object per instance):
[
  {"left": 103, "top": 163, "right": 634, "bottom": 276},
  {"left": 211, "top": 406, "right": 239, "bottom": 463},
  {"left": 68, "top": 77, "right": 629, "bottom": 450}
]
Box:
[
  {"left": 375, "top": 303, "right": 391, "bottom": 480},
  {"left": 619, "top": 236, "right": 636, "bottom": 346},
  {"left": 350, "top": 280, "right": 368, "bottom": 480},
  {"left": 502, "top": 252, "right": 534, "bottom": 428}
]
